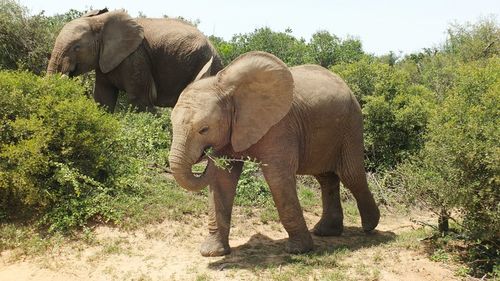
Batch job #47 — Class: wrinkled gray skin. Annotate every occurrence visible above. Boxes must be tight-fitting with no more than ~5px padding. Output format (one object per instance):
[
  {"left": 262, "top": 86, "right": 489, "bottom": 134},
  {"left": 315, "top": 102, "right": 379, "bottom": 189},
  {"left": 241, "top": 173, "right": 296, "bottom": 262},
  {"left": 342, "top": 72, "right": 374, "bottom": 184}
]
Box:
[
  {"left": 169, "top": 51, "right": 380, "bottom": 256},
  {"left": 47, "top": 9, "right": 222, "bottom": 111}
]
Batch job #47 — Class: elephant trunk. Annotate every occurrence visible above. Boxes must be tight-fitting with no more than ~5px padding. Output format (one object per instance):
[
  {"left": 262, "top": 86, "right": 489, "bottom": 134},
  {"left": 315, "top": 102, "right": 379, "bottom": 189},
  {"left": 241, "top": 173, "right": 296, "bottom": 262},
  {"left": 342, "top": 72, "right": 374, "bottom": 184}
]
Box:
[
  {"left": 169, "top": 156, "right": 210, "bottom": 192},
  {"left": 168, "top": 134, "right": 210, "bottom": 192},
  {"left": 46, "top": 44, "right": 69, "bottom": 75},
  {"left": 46, "top": 54, "right": 59, "bottom": 75}
]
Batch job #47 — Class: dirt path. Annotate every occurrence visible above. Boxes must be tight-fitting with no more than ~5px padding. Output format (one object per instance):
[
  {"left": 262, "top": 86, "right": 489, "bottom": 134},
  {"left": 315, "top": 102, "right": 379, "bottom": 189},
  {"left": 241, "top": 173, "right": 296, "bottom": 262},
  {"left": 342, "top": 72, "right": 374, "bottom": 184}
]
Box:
[{"left": 0, "top": 209, "right": 464, "bottom": 281}]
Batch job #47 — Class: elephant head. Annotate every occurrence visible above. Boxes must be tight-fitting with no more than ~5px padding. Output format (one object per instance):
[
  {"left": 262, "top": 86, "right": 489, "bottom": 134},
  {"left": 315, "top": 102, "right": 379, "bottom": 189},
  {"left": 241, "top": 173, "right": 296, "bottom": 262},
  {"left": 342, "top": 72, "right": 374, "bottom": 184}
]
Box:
[
  {"left": 168, "top": 51, "right": 294, "bottom": 191},
  {"left": 47, "top": 9, "right": 144, "bottom": 76}
]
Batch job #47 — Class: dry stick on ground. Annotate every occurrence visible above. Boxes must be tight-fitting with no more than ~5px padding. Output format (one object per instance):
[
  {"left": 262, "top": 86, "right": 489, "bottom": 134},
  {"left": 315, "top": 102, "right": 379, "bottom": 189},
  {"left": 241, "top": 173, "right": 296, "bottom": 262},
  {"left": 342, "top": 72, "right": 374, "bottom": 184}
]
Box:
[{"left": 410, "top": 218, "right": 439, "bottom": 231}]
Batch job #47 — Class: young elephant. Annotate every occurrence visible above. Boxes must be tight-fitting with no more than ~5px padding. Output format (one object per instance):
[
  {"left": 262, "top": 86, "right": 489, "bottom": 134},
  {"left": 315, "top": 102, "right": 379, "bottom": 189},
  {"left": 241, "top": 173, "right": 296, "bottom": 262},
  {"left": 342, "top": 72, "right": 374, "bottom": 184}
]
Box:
[{"left": 169, "top": 51, "right": 380, "bottom": 256}]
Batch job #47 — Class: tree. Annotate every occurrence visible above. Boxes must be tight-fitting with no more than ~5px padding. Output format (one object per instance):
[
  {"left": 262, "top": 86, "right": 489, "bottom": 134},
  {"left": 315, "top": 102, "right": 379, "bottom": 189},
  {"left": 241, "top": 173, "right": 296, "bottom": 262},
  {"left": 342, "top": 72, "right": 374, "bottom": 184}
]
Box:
[
  {"left": 308, "top": 31, "right": 364, "bottom": 68},
  {"left": 0, "top": 0, "right": 82, "bottom": 74},
  {"left": 308, "top": 30, "right": 340, "bottom": 67},
  {"left": 210, "top": 27, "right": 312, "bottom": 66},
  {"left": 444, "top": 17, "right": 500, "bottom": 62}
]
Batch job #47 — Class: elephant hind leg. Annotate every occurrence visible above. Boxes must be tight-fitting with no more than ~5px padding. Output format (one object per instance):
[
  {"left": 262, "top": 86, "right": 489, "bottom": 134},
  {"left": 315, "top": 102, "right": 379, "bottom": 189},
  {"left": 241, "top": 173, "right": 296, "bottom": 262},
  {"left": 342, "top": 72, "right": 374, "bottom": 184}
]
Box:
[
  {"left": 313, "top": 172, "right": 344, "bottom": 236},
  {"left": 337, "top": 143, "right": 380, "bottom": 232}
]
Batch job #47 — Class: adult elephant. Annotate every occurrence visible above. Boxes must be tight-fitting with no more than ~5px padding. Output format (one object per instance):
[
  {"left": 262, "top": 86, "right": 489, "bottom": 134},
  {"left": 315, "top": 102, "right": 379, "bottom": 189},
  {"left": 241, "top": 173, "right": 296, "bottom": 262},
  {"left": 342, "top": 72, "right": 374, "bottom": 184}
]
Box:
[
  {"left": 47, "top": 9, "right": 222, "bottom": 111},
  {"left": 168, "top": 51, "right": 380, "bottom": 256}
]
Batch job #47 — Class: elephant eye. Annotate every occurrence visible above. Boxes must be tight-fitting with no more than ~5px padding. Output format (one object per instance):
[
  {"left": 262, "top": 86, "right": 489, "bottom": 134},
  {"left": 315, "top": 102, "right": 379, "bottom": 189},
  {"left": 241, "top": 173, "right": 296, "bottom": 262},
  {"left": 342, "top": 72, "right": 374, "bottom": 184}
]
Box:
[
  {"left": 198, "top": 126, "right": 209, "bottom": 135},
  {"left": 73, "top": 45, "right": 81, "bottom": 52}
]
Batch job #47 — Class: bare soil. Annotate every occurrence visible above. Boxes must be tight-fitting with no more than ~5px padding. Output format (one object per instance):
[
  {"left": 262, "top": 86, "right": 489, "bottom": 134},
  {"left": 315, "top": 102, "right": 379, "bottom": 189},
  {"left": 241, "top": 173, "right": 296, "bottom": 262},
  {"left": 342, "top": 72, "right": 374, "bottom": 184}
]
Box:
[{"left": 0, "top": 208, "right": 467, "bottom": 281}]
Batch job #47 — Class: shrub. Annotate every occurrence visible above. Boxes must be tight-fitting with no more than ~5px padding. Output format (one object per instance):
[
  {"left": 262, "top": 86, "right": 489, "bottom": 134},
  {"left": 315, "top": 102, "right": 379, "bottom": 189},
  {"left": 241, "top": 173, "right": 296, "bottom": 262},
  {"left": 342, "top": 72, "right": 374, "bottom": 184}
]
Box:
[
  {"left": 331, "top": 56, "right": 381, "bottom": 103},
  {"left": 333, "top": 59, "right": 434, "bottom": 171},
  {"left": 392, "top": 57, "right": 500, "bottom": 275},
  {"left": 0, "top": 1, "right": 82, "bottom": 74},
  {"left": 234, "top": 161, "right": 272, "bottom": 207},
  {"left": 211, "top": 27, "right": 312, "bottom": 66},
  {"left": 444, "top": 17, "right": 500, "bottom": 62},
  {"left": 210, "top": 28, "right": 364, "bottom": 68},
  {"left": 0, "top": 71, "right": 171, "bottom": 232},
  {"left": 117, "top": 109, "right": 171, "bottom": 167}
]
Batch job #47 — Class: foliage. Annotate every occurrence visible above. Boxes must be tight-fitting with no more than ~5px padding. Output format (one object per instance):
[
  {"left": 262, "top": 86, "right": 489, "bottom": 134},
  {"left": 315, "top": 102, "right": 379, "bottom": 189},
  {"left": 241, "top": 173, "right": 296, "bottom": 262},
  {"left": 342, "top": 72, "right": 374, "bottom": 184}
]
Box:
[
  {"left": 444, "top": 17, "right": 500, "bottom": 62},
  {"left": 0, "top": 71, "right": 172, "bottom": 232},
  {"left": 210, "top": 28, "right": 364, "bottom": 68},
  {"left": 0, "top": 0, "right": 82, "bottom": 74},
  {"left": 308, "top": 31, "right": 364, "bottom": 68},
  {"left": 0, "top": 71, "right": 116, "bottom": 230},
  {"left": 401, "top": 52, "right": 458, "bottom": 101},
  {"left": 211, "top": 27, "right": 312, "bottom": 66},
  {"left": 117, "top": 109, "right": 171, "bottom": 166},
  {"left": 203, "top": 148, "right": 272, "bottom": 207},
  {"left": 235, "top": 161, "right": 272, "bottom": 207},
  {"left": 333, "top": 18, "right": 500, "bottom": 275},
  {"left": 333, "top": 58, "right": 434, "bottom": 171},
  {"left": 392, "top": 57, "right": 500, "bottom": 276}
]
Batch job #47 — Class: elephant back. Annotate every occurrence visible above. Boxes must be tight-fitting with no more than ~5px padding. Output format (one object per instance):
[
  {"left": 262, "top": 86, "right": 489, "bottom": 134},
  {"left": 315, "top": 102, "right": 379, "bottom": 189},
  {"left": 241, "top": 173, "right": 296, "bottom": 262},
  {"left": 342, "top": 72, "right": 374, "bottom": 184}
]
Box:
[{"left": 136, "top": 18, "right": 222, "bottom": 107}]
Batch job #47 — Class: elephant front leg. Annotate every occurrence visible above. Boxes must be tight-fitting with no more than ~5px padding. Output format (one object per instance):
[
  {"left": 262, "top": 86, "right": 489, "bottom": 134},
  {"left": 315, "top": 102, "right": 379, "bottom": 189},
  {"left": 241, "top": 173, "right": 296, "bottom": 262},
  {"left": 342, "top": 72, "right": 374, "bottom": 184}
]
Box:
[
  {"left": 263, "top": 166, "right": 313, "bottom": 254},
  {"left": 201, "top": 161, "right": 243, "bottom": 257},
  {"left": 94, "top": 73, "right": 119, "bottom": 112}
]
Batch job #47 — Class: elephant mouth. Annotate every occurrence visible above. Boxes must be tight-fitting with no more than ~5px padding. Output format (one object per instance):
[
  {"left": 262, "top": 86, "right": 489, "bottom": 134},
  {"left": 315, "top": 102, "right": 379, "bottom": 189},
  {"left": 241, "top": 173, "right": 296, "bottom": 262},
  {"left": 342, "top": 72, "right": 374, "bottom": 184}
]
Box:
[
  {"left": 189, "top": 146, "right": 210, "bottom": 176},
  {"left": 195, "top": 146, "right": 214, "bottom": 164},
  {"left": 68, "top": 64, "right": 79, "bottom": 77},
  {"left": 192, "top": 159, "right": 209, "bottom": 177},
  {"left": 192, "top": 145, "right": 219, "bottom": 175}
]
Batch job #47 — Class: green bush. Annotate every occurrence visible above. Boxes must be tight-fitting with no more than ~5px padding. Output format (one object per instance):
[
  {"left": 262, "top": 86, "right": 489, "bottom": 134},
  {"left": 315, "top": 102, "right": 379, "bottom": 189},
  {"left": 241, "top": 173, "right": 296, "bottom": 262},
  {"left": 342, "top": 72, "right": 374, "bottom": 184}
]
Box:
[
  {"left": 210, "top": 28, "right": 364, "bottom": 68},
  {"left": 234, "top": 161, "right": 272, "bottom": 207},
  {"left": 0, "top": 71, "right": 171, "bottom": 232},
  {"left": 211, "top": 27, "right": 312, "bottom": 66},
  {"left": 117, "top": 109, "right": 171, "bottom": 167},
  {"left": 0, "top": 1, "right": 82, "bottom": 74},
  {"left": 444, "top": 17, "right": 500, "bottom": 62},
  {"left": 403, "top": 52, "right": 459, "bottom": 101},
  {"left": 333, "top": 58, "right": 434, "bottom": 171},
  {"left": 392, "top": 57, "right": 499, "bottom": 275}
]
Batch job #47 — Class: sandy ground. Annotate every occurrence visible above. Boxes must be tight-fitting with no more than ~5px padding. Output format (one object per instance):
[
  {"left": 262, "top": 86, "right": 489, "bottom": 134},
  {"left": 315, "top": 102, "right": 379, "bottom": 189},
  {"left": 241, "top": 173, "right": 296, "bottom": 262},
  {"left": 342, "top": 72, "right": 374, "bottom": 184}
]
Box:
[{"left": 0, "top": 208, "right": 467, "bottom": 281}]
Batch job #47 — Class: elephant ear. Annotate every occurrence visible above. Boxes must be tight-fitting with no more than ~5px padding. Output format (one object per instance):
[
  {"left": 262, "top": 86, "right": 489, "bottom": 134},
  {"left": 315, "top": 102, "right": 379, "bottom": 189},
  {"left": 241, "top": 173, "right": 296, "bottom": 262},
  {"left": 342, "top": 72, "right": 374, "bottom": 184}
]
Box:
[
  {"left": 193, "top": 57, "right": 213, "bottom": 82},
  {"left": 217, "top": 51, "right": 294, "bottom": 152},
  {"left": 99, "top": 10, "right": 144, "bottom": 73}
]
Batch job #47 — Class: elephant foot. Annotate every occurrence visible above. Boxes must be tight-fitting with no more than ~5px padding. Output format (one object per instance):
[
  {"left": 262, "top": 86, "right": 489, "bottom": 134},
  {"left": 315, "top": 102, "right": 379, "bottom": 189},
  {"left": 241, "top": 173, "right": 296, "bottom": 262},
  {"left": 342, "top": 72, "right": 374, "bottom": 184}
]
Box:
[
  {"left": 286, "top": 232, "right": 314, "bottom": 254},
  {"left": 361, "top": 208, "right": 380, "bottom": 233},
  {"left": 200, "top": 234, "right": 230, "bottom": 257},
  {"left": 312, "top": 218, "right": 343, "bottom": 236}
]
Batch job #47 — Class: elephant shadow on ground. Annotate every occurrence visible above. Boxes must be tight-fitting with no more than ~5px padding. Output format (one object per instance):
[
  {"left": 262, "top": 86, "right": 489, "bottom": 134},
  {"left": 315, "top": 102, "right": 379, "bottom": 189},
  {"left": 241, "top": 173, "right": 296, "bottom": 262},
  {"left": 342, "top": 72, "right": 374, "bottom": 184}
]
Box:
[{"left": 207, "top": 226, "right": 396, "bottom": 271}]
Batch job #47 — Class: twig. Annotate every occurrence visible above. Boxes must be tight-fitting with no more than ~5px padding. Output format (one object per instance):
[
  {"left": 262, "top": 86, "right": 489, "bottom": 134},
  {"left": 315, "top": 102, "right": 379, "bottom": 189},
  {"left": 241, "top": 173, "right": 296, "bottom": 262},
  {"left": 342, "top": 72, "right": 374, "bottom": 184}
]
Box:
[
  {"left": 446, "top": 214, "right": 462, "bottom": 227},
  {"left": 410, "top": 218, "right": 439, "bottom": 231},
  {"left": 388, "top": 224, "right": 415, "bottom": 232},
  {"left": 482, "top": 41, "right": 495, "bottom": 56},
  {"left": 204, "top": 147, "right": 267, "bottom": 171},
  {"left": 148, "top": 163, "right": 171, "bottom": 173},
  {"left": 368, "top": 172, "right": 390, "bottom": 204}
]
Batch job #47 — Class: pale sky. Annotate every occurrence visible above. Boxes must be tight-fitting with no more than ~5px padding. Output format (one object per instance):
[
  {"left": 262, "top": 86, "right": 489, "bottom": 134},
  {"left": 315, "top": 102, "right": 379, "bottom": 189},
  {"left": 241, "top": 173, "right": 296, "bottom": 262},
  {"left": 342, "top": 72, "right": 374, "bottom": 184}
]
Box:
[{"left": 19, "top": 0, "right": 500, "bottom": 56}]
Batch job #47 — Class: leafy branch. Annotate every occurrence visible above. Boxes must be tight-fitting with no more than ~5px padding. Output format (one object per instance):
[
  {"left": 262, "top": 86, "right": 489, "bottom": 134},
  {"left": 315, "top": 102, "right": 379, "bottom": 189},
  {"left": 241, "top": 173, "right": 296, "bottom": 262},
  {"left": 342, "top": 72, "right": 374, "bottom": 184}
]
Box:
[{"left": 204, "top": 147, "right": 266, "bottom": 172}]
